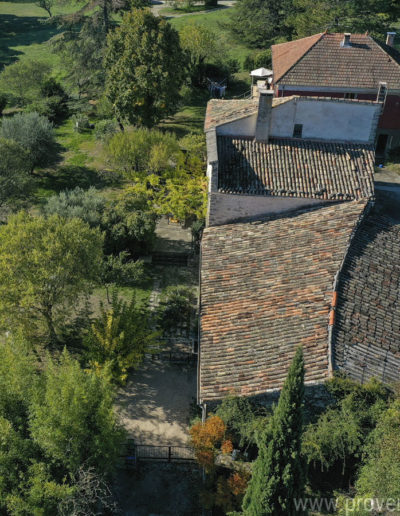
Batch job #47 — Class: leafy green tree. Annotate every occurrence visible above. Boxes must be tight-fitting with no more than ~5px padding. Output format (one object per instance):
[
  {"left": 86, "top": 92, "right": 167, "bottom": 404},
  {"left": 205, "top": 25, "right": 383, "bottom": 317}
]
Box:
[
  {"left": 55, "top": 15, "right": 108, "bottom": 98},
  {"left": 355, "top": 399, "right": 400, "bottom": 501},
  {"left": 127, "top": 149, "right": 207, "bottom": 224},
  {"left": 242, "top": 347, "right": 306, "bottom": 515},
  {"left": 105, "top": 10, "right": 187, "bottom": 128},
  {"left": 180, "top": 23, "right": 219, "bottom": 85},
  {"left": 0, "top": 337, "right": 71, "bottom": 514},
  {"left": 0, "top": 60, "right": 51, "bottom": 105},
  {"left": 290, "top": 0, "right": 400, "bottom": 36},
  {"left": 156, "top": 152, "right": 207, "bottom": 223},
  {"left": 226, "top": 0, "right": 294, "bottom": 48},
  {"left": 30, "top": 349, "right": 124, "bottom": 473},
  {"left": 35, "top": 0, "right": 54, "bottom": 16},
  {"left": 84, "top": 292, "right": 159, "bottom": 384},
  {"left": 26, "top": 77, "right": 70, "bottom": 122},
  {"left": 216, "top": 396, "right": 268, "bottom": 449},
  {"left": 102, "top": 191, "right": 158, "bottom": 256},
  {"left": 0, "top": 138, "right": 31, "bottom": 212},
  {"left": 303, "top": 377, "right": 391, "bottom": 491},
  {"left": 0, "top": 212, "right": 104, "bottom": 343},
  {"left": 0, "top": 112, "right": 55, "bottom": 173},
  {"left": 0, "top": 337, "right": 122, "bottom": 515},
  {"left": 44, "top": 187, "right": 157, "bottom": 257}
]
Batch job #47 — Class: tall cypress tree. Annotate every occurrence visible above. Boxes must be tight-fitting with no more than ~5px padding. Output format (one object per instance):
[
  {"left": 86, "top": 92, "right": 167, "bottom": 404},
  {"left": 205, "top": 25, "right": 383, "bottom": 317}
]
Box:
[{"left": 242, "top": 347, "right": 306, "bottom": 515}]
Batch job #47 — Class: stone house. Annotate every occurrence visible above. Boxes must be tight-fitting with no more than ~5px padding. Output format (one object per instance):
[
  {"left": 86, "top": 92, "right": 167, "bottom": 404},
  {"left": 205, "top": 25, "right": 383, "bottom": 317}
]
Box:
[
  {"left": 271, "top": 32, "right": 400, "bottom": 155},
  {"left": 198, "top": 87, "right": 400, "bottom": 414}
]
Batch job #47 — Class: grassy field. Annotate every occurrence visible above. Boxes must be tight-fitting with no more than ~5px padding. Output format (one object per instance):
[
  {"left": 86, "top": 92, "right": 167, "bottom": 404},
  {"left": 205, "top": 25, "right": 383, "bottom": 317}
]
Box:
[{"left": 0, "top": 1, "right": 84, "bottom": 69}]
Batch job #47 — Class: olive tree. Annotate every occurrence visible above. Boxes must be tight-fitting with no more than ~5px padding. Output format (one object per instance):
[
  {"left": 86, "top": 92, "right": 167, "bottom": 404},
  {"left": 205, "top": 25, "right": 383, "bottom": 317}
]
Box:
[{"left": 0, "top": 112, "right": 56, "bottom": 173}]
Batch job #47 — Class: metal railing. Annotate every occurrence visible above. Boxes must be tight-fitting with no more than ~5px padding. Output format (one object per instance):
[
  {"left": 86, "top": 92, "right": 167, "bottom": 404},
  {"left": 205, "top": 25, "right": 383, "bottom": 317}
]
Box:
[{"left": 125, "top": 444, "right": 195, "bottom": 463}]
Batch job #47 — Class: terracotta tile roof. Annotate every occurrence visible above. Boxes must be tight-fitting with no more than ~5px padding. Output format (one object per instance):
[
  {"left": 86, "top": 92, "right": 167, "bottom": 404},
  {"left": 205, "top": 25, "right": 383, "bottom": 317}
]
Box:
[
  {"left": 204, "top": 97, "right": 294, "bottom": 131},
  {"left": 272, "top": 33, "right": 324, "bottom": 84},
  {"left": 272, "top": 33, "right": 400, "bottom": 90},
  {"left": 205, "top": 99, "right": 258, "bottom": 131},
  {"left": 217, "top": 136, "right": 375, "bottom": 200},
  {"left": 333, "top": 208, "right": 400, "bottom": 384},
  {"left": 199, "top": 201, "right": 367, "bottom": 402}
]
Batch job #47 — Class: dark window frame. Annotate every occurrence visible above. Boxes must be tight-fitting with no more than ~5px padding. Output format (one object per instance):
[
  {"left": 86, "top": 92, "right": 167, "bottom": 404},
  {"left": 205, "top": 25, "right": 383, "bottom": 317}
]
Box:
[{"left": 293, "top": 124, "right": 303, "bottom": 138}]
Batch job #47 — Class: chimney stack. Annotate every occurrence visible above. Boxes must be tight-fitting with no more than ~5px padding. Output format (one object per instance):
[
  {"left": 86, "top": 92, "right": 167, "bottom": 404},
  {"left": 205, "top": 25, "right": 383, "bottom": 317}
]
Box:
[
  {"left": 341, "top": 33, "right": 351, "bottom": 47},
  {"left": 386, "top": 32, "right": 396, "bottom": 47},
  {"left": 255, "top": 88, "right": 273, "bottom": 142}
]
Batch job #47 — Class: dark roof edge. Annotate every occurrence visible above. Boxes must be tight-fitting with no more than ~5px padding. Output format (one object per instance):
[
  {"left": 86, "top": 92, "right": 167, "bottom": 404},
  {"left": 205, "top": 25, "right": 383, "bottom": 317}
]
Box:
[{"left": 328, "top": 199, "right": 375, "bottom": 375}]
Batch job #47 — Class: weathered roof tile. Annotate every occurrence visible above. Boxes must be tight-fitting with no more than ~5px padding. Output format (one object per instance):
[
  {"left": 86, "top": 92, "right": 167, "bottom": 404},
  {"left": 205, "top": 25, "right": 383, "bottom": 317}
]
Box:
[
  {"left": 217, "top": 136, "right": 375, "bottom": 200},
  {"left": 272, "top": 33, "right": 400, "bottom": 89},
  {"left": 199, "top": 201, "right": 367, "bottom": 402}
]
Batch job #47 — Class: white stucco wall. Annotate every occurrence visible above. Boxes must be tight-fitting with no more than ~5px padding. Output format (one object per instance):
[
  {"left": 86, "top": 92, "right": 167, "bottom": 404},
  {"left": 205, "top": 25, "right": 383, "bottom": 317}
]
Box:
[
  {"left": 270, "top": 99, "right": 381, "bottom": 142},
  {"left": 207, "top": 192, "right": 326, "bottom": 226},
  {"left": 216, "top": 114, "right": 257, "bottom": 137}
]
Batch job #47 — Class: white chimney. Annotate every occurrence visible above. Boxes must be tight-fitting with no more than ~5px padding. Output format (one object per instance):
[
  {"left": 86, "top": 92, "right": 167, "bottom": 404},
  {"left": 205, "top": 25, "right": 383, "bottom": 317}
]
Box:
[
  {"left": 255, "top": 88, "right": 273, "bottom": 142},
  {"left": 341, "top": 33, "right": 352, "bottom": 47},
  {"left": 386, "top": 32, "right": 396, "bottom": 47}
]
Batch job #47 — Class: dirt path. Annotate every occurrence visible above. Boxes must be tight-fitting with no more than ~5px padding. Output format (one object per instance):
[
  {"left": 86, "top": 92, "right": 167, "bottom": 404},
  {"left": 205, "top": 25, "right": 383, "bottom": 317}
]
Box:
[{"left": 116, "top": 358, "right": 196, "bottom": 445}]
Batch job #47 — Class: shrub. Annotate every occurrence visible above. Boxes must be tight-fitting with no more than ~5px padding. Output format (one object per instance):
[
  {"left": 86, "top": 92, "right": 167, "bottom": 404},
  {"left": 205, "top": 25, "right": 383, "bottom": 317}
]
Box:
[
  {"left": 72, "top": 114, "right": 91, "bottom": 133},
  {"left": 190, "top": 415, "right": 226, "bottom": 472},
  {"left": 157, "top": 285, "right": 196, "bottom": 334},
  {"left": 95, "top": 119, "right": 118, "bottom": 141},
  {"left": 43, "top": 187, "right": 105, "bottom": 227},
  {"left": 84, "top": 292, "right": 159, "bottom": 384},
  {"left": 0, "top": 112, "right": 55, "bottom": 173},
  {"left": 105, "top": 128, "right": 180, "bottom": 178},
  {"left": 243, "top": 49, "right": 272, "bottom": 71}
]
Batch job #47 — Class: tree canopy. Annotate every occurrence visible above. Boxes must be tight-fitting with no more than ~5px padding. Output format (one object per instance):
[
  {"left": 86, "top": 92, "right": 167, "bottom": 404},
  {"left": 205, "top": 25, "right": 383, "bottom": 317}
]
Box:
[
  {"left": 0, "top": 212, "right": 104, "bottom": 343},
  {"left": 0, "top": 138, "right": 31, "bottom": 212},
  {"left": 0, "top": 60, "right": 51, "bottom": 105},
  {"left": 0, "top": 112, "right": 56, "bottom": 173},
  {"left": 0, "top": 337, "right": 123, "bottom": 515},
  {"left": 290, "top": 0, "right": 400, "bottom": 37},
  {"left": 105, "top": 9, "right": 187, "bottom": 128},
  {"left": 180, "top": 22, "right": 219, "bottom": 85}
]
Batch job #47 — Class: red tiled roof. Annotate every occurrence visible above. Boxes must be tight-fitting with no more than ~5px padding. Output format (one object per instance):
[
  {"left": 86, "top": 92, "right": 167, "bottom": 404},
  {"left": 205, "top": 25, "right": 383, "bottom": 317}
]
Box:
[
  {"left": 199, "top": 201, "right": 368, "bottom": 402},
  {"left": 217, "top": 136, "right": 375, "bottom": 201},
  {"left": 272, "top": 33, "right": 400, "bottom": 90},
  {"left": 272, "top": 33, "right": 324, "bottom": 84}
]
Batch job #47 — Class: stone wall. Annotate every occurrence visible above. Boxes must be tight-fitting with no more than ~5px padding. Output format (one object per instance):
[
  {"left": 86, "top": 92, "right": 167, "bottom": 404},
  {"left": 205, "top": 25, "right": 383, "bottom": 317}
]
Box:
[{"left": 208, "top": 192, "right": 326, "bottom": 226}]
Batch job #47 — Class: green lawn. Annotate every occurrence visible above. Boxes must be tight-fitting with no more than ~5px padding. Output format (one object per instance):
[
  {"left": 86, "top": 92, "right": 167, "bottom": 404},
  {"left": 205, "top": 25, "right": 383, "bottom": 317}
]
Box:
[
  {"left": 159, "top": 4, "right": 209, "bottom": 15},
  {"left": 0, "top": 1, "right": 82, "bottom": 69},
  {"left": 32, "top": 118, "right": 122, "bottom": 204}
]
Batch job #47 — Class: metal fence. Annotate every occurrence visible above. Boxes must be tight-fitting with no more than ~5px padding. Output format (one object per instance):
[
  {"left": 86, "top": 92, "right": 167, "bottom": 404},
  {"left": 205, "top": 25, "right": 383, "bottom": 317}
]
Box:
[{"left": 127, "top": 444, "right": 195, "bottom": 463}]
